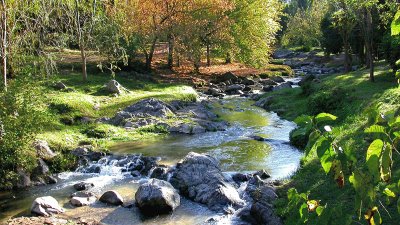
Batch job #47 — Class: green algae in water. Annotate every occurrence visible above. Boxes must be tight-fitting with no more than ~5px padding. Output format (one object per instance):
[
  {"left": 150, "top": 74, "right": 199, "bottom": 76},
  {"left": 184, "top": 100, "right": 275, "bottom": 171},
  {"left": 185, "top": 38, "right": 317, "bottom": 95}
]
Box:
[{"left": 211, "top": 99, "right": 269, "bottom": 127}]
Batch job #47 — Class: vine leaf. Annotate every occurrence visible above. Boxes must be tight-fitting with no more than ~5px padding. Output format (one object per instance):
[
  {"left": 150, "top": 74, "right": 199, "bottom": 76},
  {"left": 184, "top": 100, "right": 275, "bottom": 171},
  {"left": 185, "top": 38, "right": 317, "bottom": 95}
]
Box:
[
  {"left": 383, "top": 188, "right": 396, "bottom": 198},
  {"left": 364, "top": 207, "right": 382, "bottom": 225},
  {"left": 366, "top": 139, "right": 383, "bottom": 183},
  {"left": 315, "top": 113, "right": 337, "bottom": 124},
  {"left": 314, "top": 136, "right": 335, "bottom": 174},
  {"left": 380, "top": 144, "right": 392, "bottom": 182},
  {"left": 332, "top": 160, "right": 345, "bottom": 188}
]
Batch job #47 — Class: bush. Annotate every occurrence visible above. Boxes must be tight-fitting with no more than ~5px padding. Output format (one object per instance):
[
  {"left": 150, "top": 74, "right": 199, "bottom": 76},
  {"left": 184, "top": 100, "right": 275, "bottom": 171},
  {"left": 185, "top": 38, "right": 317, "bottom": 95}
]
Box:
[
  {"left": 0, "top": 77, "right": 49, "bottom": 189},
  {"left": 307, "top": 87, "right": 348, "bottom": 115},
  {"left": 49, "top": 152, "right": 78, "bottom": 173},
  {"left": 289, "top": 128, "right": 310, "bottom": 149}
]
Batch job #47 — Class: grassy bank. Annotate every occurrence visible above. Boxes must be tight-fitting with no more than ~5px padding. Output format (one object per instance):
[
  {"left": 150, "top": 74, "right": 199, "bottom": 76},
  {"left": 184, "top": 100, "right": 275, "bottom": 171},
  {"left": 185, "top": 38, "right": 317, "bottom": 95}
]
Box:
[
  {"left": 40, "top": 71, "right": 198, "bottom": 152},
  {"left": 260, "top": 62, "right": 400, "bottom": 224}
]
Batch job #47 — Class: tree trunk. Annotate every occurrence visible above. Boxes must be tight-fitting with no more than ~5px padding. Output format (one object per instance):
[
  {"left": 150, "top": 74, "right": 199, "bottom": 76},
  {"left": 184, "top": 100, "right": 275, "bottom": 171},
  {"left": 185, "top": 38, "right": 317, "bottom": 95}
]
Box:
[
  {"left": 80, "top": 46, "right": 87, "bottom": 82},
  {"left": 75, "top": 0, "right": 87, "bottom": 82},
  {"left": 206, "top": 44, "right": 211, "bottom": 67},
  {"left": 176, "top": 54, "right": 180, "bottom": 67},
  {"left": 343, "top": 38, "right": 351, "bottom": 73},
  {"left": 146, "top": 37, "right": 157, "bottom": 71},
  {"left": 1, "top": 0, "right": 7, "bottom": 91},
  {"left": 225, "top": 52, "right": 231, "bottom": 64},
  {"left": 365, "top": 9, "right": 374, "bottom": 82},
  {"left": 167, "top": 33, "right": 174, "bottom": 69}
]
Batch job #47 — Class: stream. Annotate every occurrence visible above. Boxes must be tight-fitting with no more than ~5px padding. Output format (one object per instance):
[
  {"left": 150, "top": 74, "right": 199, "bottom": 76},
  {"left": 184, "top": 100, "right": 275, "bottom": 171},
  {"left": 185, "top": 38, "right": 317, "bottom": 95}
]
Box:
[{"left": 0, "top": 97, "right": 302, "bottom": 224}]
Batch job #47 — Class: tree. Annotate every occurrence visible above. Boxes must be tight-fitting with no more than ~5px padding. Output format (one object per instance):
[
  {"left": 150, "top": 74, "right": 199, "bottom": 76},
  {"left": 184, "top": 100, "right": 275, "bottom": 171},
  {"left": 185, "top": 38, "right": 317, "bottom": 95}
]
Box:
[
  {"left": 321, "top": 11, "right": 343, "bottom": 56},
  {"left": 227, "top": 0, "right": 282, "bottom": 68},
  {"left": 331, "top": 0, "right": 357, "bottom": 73},
  {"left": 0, "top": 0, "right": 7, "bottom": 91},
  {"left": 282, "top": 0, "right": 329, "bottom": 49}
]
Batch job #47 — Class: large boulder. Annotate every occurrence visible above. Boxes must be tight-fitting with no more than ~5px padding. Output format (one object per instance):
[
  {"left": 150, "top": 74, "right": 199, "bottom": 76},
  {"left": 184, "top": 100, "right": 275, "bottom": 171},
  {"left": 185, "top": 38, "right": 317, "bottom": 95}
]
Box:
[
  {"left": 254, "top": 97, "right": 274, "bottom": 110},
  {"left": 105, "top": 80, "right": 128, "bottom": 95},
  {"left": 273, "top": 82, "right": 292, "bottom": 91},
  {"left": 99, "top": 190, "right": 124, "bottom": 206},
  {"left": 31, "top": 196, "right": 64, "bottom": 217},
  {"left": 170, "top": 152, "right": 244, "bottom": 211},
  {"left": 216, "top": 72, "right": 238, "bottom": 83},
  {"left": 34, "top": 140, "right": 56, "bottom": 160},
  {"left": 111, "top": 98, "right": 174, "bottom": 126},
  {"left": 135, "top": 179, "right": 180, "bottom": 215}
]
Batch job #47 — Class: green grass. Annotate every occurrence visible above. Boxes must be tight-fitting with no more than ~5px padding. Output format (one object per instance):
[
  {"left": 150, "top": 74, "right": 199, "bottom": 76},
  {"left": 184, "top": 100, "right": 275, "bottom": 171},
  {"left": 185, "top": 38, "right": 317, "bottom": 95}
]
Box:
[
  {"left": 38, "top": 70, "right": 198, "bottom": 152},
  {"left": 261, "top": 62, "right": 400, "bottom": 224}
]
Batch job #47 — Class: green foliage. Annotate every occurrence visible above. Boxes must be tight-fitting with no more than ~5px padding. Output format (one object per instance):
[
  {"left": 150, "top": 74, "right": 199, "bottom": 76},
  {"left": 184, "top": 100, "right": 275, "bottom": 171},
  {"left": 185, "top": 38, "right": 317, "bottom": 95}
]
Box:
[
  {"left": 307, "top": 87, "right": 349, "bottom": 115},
  {"left": 282, "top": 0, "right": 329, "bottom": 49},
  {"left": 0, "top": 77, "right": 49, "bottom": 189},
  {"left": 391, "top": 10, "right": 400, "bottom": 36},
  {"left": 289, "top": 109, "right": 400, "bottom": 224},
  {"left": 49, "top": 152, "right": 78, "bottom": 173},
  {"left": 321, "top": 11, "right": 343, "bottom": 55}
]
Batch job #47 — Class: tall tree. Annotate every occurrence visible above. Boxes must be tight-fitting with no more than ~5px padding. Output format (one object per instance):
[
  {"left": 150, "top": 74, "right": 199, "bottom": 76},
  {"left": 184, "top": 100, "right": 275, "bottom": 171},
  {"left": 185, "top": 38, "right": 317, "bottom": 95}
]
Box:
[
  {"left": 0, "top": 0, "right": 7, "bottom": 91},
  {"left": 332, "top": 0, "right": 357, "bottom": 73}
]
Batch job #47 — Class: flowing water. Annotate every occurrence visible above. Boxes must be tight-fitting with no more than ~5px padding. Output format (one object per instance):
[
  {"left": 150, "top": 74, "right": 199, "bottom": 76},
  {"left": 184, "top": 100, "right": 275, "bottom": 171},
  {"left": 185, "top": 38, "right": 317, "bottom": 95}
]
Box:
[{"left": 0, "top": 97, "right": 303, "bottom": 225}]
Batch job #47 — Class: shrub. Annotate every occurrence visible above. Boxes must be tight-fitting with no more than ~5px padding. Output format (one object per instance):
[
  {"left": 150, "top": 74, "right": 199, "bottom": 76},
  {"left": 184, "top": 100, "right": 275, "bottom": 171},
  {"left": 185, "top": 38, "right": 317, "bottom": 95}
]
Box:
[
  {"left": 308, "top": 87, "right": 348, "bottom": 115},
  {"left": 0, "top": 77, "right": 49, "bottom": 189}
]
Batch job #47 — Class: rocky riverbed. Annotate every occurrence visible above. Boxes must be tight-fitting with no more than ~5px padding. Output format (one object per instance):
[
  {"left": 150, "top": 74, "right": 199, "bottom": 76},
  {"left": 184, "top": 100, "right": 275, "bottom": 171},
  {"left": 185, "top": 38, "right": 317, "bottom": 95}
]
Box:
[{"left": 1, "top": 96, "right": 302, "bottom": 225}]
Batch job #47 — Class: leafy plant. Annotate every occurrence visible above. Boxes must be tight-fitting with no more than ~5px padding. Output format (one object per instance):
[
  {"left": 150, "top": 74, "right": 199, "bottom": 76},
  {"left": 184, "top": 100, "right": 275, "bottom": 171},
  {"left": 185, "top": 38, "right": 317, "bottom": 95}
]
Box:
[{"left": 289, "top": 111, "right": 400, "bottom": 224}]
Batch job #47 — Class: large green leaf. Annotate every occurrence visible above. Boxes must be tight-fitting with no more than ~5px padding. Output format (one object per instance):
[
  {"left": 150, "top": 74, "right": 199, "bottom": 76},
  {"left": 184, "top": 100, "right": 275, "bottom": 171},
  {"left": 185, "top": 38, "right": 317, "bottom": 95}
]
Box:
[
  {"left": 392, "top": 10, "right": 400, "bottom": 36},
  {"left": 381, "top": 144, "right": 392, "bottom": 182},
  {"left": 294, "top": 115, "right": 312, "bottom": 126},
  {"left": 305, "top": 130, "right": 320, "bottom": 156},
  {"left": 313, "top": 136, "right": 335, "bottom": 174},
  {"left": 315, "top": 113, "right": 337, "bottom": 124},
  {"left": 366, "top": 139, "right": 383, "bottom": 183}
]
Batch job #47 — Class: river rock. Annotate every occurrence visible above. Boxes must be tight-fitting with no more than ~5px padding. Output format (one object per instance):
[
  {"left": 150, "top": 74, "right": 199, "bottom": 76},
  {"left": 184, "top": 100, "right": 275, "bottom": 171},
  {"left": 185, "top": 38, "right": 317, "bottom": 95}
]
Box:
[
  {"left": 54, "top": 82, "right": 67, "bottom": 90},
  {"left": 262, "top": 85, "right": 273, "bottom": 92},
  {"left": 260, "top": 79, "right": 278, "bottom": 86},
  {"left": 35, "top": 158, "right": 50, "bottom": 175},
  {"left": 71, "top": 191, "right": 96, "bottom": 198},
  {"left": 207, "top": 88, "right": 222, "bottom": 97},
  {"left": 105, "top": 80, "right": 128, "bottom": 95},
  {"left": 216, "top": 72, "right": 238, "bottom": 83},
  {"left": 70, "top": 196, "right": 96, "bottom": 207},
  {"left": 99, "top": 190, "right": 123, "bottom": 206},
  {"left": 192, "top": 125, "right": 206, "bottom": 134},
  {"left": 232, "top": 173, "right": 252, "bottom": 183},
  {"left": 111, "top": 98, "right": 174, "bottom": 126},
  {"left": 34, "top": 140, "right": 56, "bottom": 160},
  {"left": 73, "top": 182, "right": 94, "bottom": 191},
  {"left": 270, "top": 76, "right": 285, "bottom": 83},
  {"left": 226, "top": 84, "right": 245, "bottom": 92},
  {"left": 16, "top": 168, "right": 31, "bottom": 188},
  {"left": 254, "top": 97, "right": 274, "bottom": 110},
  {"left": 273, "top": 82, "right": 292, "bottom": 91},
  {"left": 242, "top": 77, "right": 255, "bottom": 85},
  {"left": 170, "top": 152, "right": 244, "bottom": 211},
  {"left": 254, "top": 170, "right": 271, "bottom": 180},
  {"left": 250, "top": 202, "right": 282, "bottom": 225},
  {"left": 135, "top": 179, "right": 180, "bottom": 215},
  {"left": 31, "top": 196, "right": 65, "bottom": 217},
  {"left": 150, "top": 166, "right": 169, "bottom": 180}
]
